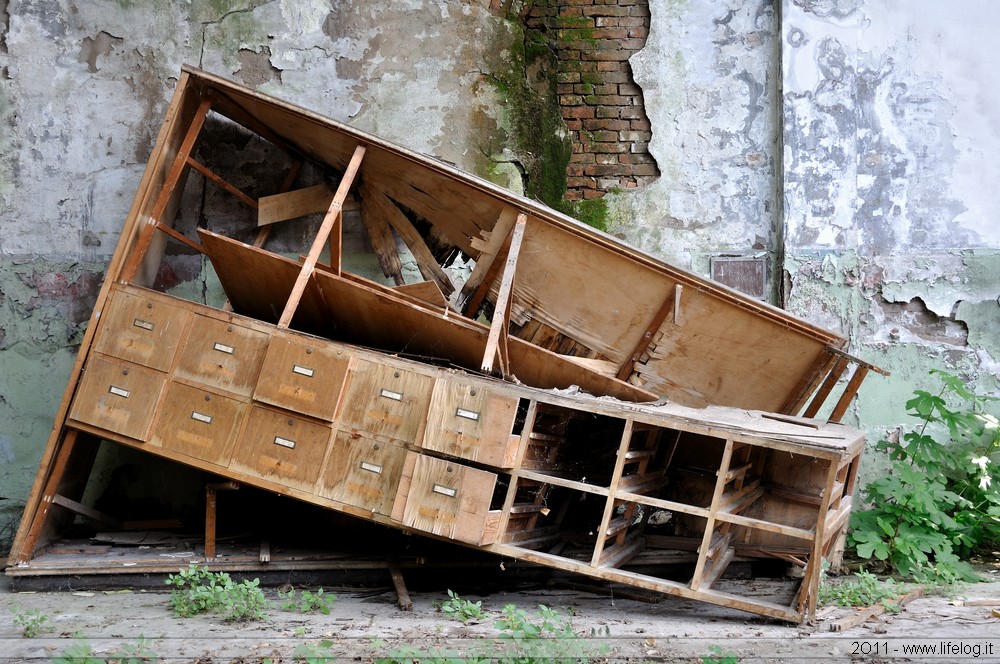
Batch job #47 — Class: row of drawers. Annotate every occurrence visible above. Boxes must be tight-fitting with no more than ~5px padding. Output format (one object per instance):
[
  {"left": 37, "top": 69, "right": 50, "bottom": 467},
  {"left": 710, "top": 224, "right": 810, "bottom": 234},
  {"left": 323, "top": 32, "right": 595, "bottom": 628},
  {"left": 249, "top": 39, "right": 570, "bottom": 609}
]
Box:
[
  {"left": 81, "top": 288, "right": 520, "bottom": 466},
  {"left": 66, "top": 288, "right": 516, "bottom": 545}
]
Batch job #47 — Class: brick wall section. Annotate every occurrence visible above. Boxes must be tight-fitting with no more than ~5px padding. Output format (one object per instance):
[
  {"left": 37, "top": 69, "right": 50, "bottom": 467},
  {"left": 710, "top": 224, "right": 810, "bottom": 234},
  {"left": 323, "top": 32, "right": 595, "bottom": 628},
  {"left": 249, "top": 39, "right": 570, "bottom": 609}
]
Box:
[{"left": 524, "top": 0, "right": 659, "bottom": 201}]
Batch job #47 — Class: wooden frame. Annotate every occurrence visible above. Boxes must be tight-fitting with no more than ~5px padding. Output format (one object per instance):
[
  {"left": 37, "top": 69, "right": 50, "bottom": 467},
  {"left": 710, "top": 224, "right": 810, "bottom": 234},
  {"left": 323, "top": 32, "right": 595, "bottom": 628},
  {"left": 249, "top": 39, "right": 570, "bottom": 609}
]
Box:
[{"left": 6, "top": 67, "right": 879, "bottom": 623}]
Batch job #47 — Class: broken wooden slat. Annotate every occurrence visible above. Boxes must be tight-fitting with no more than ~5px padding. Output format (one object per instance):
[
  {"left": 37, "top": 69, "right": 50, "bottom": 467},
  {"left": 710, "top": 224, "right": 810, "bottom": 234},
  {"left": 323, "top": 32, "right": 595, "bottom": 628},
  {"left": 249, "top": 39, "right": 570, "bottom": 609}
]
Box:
[
  {"left": 482, "top": 215, "right": 527, "bottom": 375},
  {"left": 616, "top": 285, "right": 678, "bottom": 380},
  {"left": 828, "top": 588, "right": 923, "bottom": 632},
  {"left": 50, "top": 494, "right": 122, "bottom": 529},
  {"left": 155, "top": 222, "right": 206, "bottom": 254},
  {"left": 186, "top": 156, "right": 258, "bottom": 209},
  {"left": 258, "top": 183, "right": 334, "bottom": 226},
  {"left": 359, "top": 181, "right": 405, "bottom": 285},
  {"left": 460, "top": 206, "right": 520, "bottom": 313},
  {"left": 278, "top": 144, "right": 366, "bottom": 328},
  {"left": 394, "top": 281, "right": 449, "bottom": 309},
  {"left": 828, "top": 366, "right": 870, "bottom": 422},
  {"left": 802, "top": 356, "right": 850, "bottom": 419}
]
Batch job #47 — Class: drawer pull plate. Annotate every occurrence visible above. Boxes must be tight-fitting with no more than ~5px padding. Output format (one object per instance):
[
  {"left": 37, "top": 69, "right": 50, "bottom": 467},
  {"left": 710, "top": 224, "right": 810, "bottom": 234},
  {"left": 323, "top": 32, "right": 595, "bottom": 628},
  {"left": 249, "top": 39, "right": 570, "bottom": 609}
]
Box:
[
  {"left": 213, "top": 342, "right": 235, "bottom": 355},
  {"left": 132, "top": 318, "right": 155, "bottom": 331},
  {"left": 360, "top": 461, "right": 383, "bottom": 475},
  {"left": 380, "top": 388, "right": 403, "bottom": 401},
  {"left": 109, "top": 385, "right": 130, "bottom": 399},
  {"left": 432, "top": 484, "right": 457, "bottom": 498},
  {"left": 292, "top": 364, "right": 315, "bottom": 378},
  {"left": 456, "top": 407, "right": 480, "bottom": 421},
  {"left": 274, "top": 436, "right": 296, "bottom": 449},
  {"left": 191, "top": 411, "right": 213, "bottom": 424}
]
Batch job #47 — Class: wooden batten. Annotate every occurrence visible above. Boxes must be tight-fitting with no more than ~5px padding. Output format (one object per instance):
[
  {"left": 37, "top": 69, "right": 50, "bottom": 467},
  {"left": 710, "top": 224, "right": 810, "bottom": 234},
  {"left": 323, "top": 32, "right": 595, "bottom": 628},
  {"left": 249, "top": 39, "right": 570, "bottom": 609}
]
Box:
[{"left": 258, "top": 183, "right": 334, "bottom": 226}]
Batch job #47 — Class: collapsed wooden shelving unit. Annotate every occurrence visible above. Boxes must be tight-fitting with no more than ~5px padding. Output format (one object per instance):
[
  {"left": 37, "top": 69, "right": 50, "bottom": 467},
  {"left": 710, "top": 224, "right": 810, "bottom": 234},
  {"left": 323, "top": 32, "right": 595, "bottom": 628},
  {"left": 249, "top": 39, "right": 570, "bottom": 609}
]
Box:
[{"left": 7, "top": 66, "right": 880, "bottom": 622}]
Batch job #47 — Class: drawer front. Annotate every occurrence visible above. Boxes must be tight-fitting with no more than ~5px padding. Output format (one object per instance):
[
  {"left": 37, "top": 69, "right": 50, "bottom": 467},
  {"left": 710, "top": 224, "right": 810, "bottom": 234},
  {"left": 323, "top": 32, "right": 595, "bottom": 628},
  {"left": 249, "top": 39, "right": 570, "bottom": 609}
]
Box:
[
  {"left": 230, "top": 407, "right": 332, "bottom": 492},
  {"left": 422, "top": 379, "right": 519, "bottom": 468},
  {"left": 68, "top": 355, "right": 167, "bottom": 441},
  {"left": 253, "top": 335, "right": 350, "bottom": 421},
  {"left": 93, "top": 289, "right": 190, "bottom": 372},
  {"left": 392, "top": 452, "right": 497, "bottom": 545},
  {"left": 149, "top": 382, "right": 247, "bottom": 466},
  {"left": 338, "top": 359, "right": 433, "bottom": 444},
  {"left": 319, "top": 430, "right": 406, "bottom": 516},
  {"left": 174, "top": 315, "right": 269, "bottom": 396}
]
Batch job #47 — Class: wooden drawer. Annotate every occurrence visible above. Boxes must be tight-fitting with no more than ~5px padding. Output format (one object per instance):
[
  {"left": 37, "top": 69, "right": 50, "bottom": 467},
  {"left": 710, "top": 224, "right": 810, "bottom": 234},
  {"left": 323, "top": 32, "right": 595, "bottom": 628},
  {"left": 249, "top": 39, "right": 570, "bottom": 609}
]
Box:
[
  {"left": 93, "top": 289, "right": 190, "bottom": 372},
  {"left": 338, "top": 359, "right": 433, "bottom": 444},
  {"left": 230, "top": 407, "right": 332, "bottom": 492},
  {"left": 392, "top": 452, "right": 498, "bottom": 545},
  {"left": 253, "top": 334, "right": 350, "bottom": 421},
  {"left": 173, "top": 315, "right": 269, "bottom": 396},
  {"left": 149, "top": 382, "right": 247, "bottom": 466},
  {"left": 319, "top": 430, "right": 407, "bottom": 516},
  {"left": 68, "top": 355, "right": 167, "bottom": 441},
  {"left": 422, "top": 379, "right": 519, "bottom": 468}
]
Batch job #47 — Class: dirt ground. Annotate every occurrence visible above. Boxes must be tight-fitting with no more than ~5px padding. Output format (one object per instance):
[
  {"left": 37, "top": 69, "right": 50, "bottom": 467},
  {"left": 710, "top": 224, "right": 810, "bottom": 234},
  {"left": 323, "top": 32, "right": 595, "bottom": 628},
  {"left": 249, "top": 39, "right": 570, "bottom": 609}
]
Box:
[{"left": 0, "top": 566, "right": 998, "bottom": 663}]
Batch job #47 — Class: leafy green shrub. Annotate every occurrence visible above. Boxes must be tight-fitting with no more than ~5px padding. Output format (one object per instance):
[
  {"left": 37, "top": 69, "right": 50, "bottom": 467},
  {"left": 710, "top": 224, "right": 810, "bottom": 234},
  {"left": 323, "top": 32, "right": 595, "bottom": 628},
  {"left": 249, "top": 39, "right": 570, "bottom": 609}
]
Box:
[
  {"left": 818, "top": 568, "right": 905, "bottom": 610},
  {"left": 437, "top": 589, "right": 486, "bottom": 624},
  {"left": 494, "top": 603, "right": 609, "bottom": 663},
  {"left": 279, "top": 586, "right": 336, "bottom": 615},
  {"left": 848, "top": 370, "right": 1000, "bottom": 583},
  {"left": 165, "top": 564, "right": 267, "bottom": 622},
  {"left": 12, "top": 607, "right": 50, "bottom": 637}
]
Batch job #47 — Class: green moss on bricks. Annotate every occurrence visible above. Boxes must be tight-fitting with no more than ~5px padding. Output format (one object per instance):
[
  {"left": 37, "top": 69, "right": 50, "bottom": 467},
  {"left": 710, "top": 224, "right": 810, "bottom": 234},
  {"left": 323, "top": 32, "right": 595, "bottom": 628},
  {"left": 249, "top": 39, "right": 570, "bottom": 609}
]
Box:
[{"left": 554, "top": 198, "right": 610, "bottom": 233}]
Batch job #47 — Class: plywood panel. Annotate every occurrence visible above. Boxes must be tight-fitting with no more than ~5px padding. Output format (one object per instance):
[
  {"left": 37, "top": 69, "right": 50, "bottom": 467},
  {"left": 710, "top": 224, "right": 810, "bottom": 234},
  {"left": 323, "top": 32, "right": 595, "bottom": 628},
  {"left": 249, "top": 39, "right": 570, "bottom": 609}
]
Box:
[
  {"left": 149, "top": 382, "right": 247, "bottom": 466},
  {"left": 253, "top": 333, "right": 351, "bottom": 421},
  {"left": 68, "top": 356, "right": 167, "bottom": 441},
  {"left": 421, "top": 379, "right": 519, "bottom": 468},
  {"left": 320, "top": 430, "right": 407, "bottom": 516},
  {"left": 230, "top": 406, "right": 332, "bottom": 492},
  {"left": 394, "top": 452, "right": 497, "bottom": 545},
  {"left": 338, "top": 359, "right": 434, "bottom": 444},
  {"left": 174, "top": 315, "right": 269, "bottom": 397},
  {"left": 93, "top": 289, "right": 191, "bottom": 372}
]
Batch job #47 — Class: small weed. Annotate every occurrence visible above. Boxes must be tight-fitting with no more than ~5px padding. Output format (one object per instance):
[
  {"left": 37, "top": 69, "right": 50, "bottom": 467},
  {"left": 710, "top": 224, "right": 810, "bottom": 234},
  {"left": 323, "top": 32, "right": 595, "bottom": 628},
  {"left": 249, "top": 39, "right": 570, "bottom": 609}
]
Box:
[
  {"left": 279, "top": 586, "right": 336, "bottom": 615},
  {"left": 52, "top": 639, "right": 103, "bottom": 664},
  {"left": 438, "top": 589, "right": 486, "bottom": 624},
  {"left": 495, "top": 603, "right": 610, "bottom": 662},
  {"left": 165, "top": 564, "right": 267, "bottom": 622},
  {"left": 292, "top": 639, "right": 335, "bottom": 663},
  {"left": 12, "top": 607, "right": 50, "bottom": 638},
  {"left": 819, "top": 568, "right": 906, "bottom": 611},
  {"left": 107, "top": 636, "right": 158, "bottom": 663},
  {"left": 701, "top": 644, "right": 739, "bottom": 664}
]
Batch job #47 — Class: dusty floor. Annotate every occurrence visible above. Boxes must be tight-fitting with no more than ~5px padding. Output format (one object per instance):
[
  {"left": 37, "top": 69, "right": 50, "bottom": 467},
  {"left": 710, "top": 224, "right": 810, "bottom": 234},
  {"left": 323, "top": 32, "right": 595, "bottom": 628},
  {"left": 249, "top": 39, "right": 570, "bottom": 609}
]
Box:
[{"left": 0, "top": 568, "right": 998, "bottom": 663}]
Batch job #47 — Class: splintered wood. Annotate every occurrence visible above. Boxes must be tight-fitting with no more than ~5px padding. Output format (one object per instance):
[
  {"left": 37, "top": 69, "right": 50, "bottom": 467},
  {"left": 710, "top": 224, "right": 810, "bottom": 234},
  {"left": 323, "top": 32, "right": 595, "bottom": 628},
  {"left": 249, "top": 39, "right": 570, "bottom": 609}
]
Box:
[{"left": 6, "top": 66, "right": 883, "bottom": 623}]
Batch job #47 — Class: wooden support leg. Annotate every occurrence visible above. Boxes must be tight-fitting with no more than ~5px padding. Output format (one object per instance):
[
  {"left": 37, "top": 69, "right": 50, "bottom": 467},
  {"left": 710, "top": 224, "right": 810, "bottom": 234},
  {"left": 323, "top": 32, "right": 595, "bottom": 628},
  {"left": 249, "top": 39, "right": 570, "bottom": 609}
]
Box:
[
  {"left": 204, "top": 481, "right": 239, "bottom": 561},
  {"left": 388, "top": 558, "right": 413, "bottom": 611},
  {"left": 16, "top": 429, "right": 79, "bottom": 563}
]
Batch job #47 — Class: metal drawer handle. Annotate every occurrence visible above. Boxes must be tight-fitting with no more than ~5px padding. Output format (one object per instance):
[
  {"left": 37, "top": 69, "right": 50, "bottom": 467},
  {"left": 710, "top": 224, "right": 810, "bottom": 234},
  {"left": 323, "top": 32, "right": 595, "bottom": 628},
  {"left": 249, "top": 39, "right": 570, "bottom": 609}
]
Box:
[
  {"left": 213, "top": 342, "right": 235, "bottom": 355},
  {"left": 191, "top": 411, "right": 213, "bottom": 424},
  {"left": 108, "top": 385, "right": 130, "bottom": 398},
  {"left": 360, "top": 461, "right": 383, "bottom": 475},
  {"left": 455, "top": 407, "right": 480, "bottom": 421},
  {"left": 132, "top": 318, "right": 155, "bottom": 331},
  {"left": 292, "top": 364, "right": 315, "bottom": 378},
  {"left": 432, "top": 484, "right": 457, "bottom": 498},
  {"left": 274, "top": 436, "right": 296, "bottom": 449},
  {"left": 379, "top": 388, "right": 402, "bottom": 401}
]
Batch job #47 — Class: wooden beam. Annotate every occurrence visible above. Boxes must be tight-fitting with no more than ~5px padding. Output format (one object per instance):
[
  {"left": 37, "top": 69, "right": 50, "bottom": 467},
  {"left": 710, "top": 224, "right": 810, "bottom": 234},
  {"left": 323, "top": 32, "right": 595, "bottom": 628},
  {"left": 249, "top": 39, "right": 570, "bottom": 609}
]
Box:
[
  {"left": 253, "top": 160, "right": 303, "bottom": 250},
  {"left": 359, "top": 180, "right": 405, "bottom": 285},
  {"left": 278, "top": 144, "right": 366, "bottom": 328},
  {"left": 50, "top": 494, "right": 122, "bottom": 528},
  {"left": 482, "top": 215, "right": 527, "bottom": 375},
  {"left": 16, "top": 430, "right": 79, "bottom": 563},
  {"left": 828, "top": 366, "right": 870, "bottom": 423},
  {"left": 388, "top": 558, "right": 413, "bottom": 611},
  {"left": 616, "top": 286, "right": 677, "bottom": 380},
  {"left": 258, "top": 183, "right": 334, "bottom": 226},
  {"left": 186, "top": 156, "right": 258, "bottom": 209},
  {"left": 780, "top": 349, "right": 839, "bottom": 416},
  {"left": 802, "top": 357, "right": 850, "bottom": 418},
  {"left": 459, "top": 206, "right": 520, "bottom": 313},
  {"left": 121, "top": 95, "right": 213, "bottom": 283},
  {"left": 370, "top": 188, "right": 455, "bottom": 296},
  {"left": 155, "top": 222, "right": 206, "bottom": 254}
]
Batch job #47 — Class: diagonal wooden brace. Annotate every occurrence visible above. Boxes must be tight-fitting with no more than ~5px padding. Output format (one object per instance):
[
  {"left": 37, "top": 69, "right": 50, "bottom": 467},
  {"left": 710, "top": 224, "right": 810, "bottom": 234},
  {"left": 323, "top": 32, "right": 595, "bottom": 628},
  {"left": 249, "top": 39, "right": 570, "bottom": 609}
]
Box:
[{"left": 482, "top": 214, "right": 527, "bottom": 375}]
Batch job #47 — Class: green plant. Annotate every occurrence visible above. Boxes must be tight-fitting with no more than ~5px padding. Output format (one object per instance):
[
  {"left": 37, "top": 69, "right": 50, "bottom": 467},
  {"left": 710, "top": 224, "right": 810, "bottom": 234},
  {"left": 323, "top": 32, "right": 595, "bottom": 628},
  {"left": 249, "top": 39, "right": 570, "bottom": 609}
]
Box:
[
  {"left": 12, "top": 607, "right": 50, "bottom": 637},
  {"left": 701, "top": 645, "right": 739, "bottom": 664},
  {"left": 164, "top": 564, "right": 267, "bottom": 622},
  {"left": 279, "top": 586, "right": 336, "bottom": 615},
  {"left": 52, "top": 639, "right": 103, "bottom": 664},
  {"left": 293, "top": 639, "right": 335, "bottom": 663},
  {"left": 818, "top": 568, "right": 905, "bottom": 611},
  {"left": 849, "top": 370, "right": 1000, "bottom": 583},
  {"left": 437, "top": 589, "right": 486, "bottom": 624},
  {"left": 494, "top": 603, "right": 610, "bottom": 663},
  {"left": 107, "top": 637, "right": 158, "bottom": 664}
]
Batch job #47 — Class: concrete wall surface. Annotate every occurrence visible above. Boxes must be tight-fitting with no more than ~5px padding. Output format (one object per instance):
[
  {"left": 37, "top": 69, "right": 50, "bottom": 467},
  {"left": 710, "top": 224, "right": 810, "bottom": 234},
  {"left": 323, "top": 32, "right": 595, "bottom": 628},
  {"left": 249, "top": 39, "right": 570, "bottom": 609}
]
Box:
[{"left": 0, "top": 0, "right": 996, "bottom": 543}]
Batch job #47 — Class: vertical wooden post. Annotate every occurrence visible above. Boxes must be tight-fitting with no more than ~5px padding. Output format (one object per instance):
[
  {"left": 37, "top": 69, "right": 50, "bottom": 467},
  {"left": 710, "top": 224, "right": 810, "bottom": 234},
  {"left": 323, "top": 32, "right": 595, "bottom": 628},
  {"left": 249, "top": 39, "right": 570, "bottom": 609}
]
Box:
[
  {"left": 482, "top": 214, "right": 527, "bottom": 375},
  {"left": 278, "top": 145, "right": 366, "bottom": 328}
]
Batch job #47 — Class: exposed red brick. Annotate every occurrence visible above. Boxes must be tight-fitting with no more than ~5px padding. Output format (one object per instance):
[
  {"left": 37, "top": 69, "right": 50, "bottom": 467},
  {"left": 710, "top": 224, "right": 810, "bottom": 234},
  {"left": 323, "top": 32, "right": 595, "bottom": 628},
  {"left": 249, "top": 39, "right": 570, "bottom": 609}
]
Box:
[
  {"left": 595, "top": 17, "right": 619, "bottom": 27},
  {"left": 567, "top": 176, "right": 597, "bottom": 188},
  {"left": 618, "top": 17, "right": 648, "bottom": 26},
  {"left": 564, "top": 189, "right": 584, "bottom": 201},
  {"left": 584, "top": 118, "right": 630, "bottom": 130},
  {"left": 583, "top": 188, "right": 604, "bottom": 199},
  {"left": 563, "top": 106, "right": 596, "bottom": 119},
  {"left": 592, "top": 28, "right": 627, "bottom": 39},
  {"left": 596, "top": 106, "right": 621, "bottom": 118},
  {"left": 582, "top": 5, "right": 629, "bottom": 16},
  {"left": 630, "top": 118, "right": 651, "bottom": 131}
]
